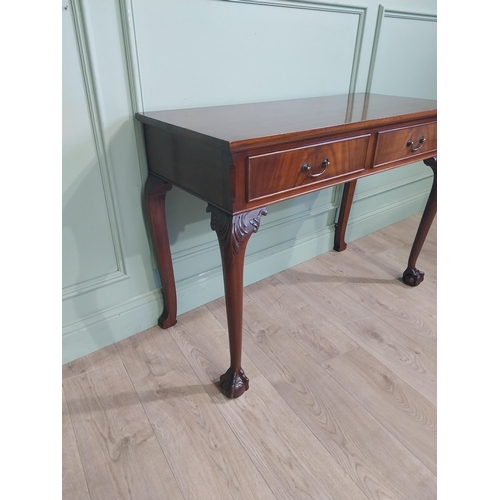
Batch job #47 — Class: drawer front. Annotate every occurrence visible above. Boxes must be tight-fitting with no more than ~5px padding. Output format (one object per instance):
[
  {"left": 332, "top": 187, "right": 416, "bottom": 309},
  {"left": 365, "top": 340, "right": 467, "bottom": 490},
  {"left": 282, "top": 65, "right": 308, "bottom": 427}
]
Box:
[
  {"left": 247, "top": 134, "right": 370, "bottom": 202},
  {"left": 373, "top": 121, "right": 437, "bottom": 168}
]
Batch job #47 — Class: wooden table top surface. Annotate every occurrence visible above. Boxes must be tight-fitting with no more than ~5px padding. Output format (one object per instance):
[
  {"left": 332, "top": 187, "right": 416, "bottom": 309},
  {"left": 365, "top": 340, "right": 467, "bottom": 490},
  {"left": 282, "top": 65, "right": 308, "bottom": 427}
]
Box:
[{"left": 136, "top": 93, "right": 437, "bottom": 151}]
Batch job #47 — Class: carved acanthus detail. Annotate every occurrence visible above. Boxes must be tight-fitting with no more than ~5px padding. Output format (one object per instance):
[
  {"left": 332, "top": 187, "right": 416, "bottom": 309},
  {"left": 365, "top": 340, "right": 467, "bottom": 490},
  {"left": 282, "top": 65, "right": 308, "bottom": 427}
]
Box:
[{"left": 207, "top": 206, "right": 268, "bottom": 264}]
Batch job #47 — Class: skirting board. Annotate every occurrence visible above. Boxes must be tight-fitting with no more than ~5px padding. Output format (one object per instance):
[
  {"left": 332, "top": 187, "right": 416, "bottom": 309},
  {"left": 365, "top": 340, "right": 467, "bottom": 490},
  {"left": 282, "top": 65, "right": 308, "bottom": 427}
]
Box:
[
  {"left": 62, "top": 190, "right": 430, "bottom": 364},
  {"left": 62, "top": 224, "right": 336, "bottom": 364}
]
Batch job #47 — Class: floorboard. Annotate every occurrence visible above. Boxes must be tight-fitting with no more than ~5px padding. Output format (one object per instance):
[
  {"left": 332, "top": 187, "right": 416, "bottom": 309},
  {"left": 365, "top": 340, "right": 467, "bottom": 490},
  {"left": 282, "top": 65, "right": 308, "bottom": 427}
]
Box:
[{"left": 62, "top": 215, "right": 437, "bottom": 500}]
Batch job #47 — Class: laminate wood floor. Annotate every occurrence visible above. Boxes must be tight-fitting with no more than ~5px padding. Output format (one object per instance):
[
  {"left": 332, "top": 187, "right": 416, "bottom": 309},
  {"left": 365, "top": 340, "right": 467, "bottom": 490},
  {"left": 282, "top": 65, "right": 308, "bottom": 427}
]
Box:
[{"left": 63, "top": 214, "right": 437, "bottom": 500}]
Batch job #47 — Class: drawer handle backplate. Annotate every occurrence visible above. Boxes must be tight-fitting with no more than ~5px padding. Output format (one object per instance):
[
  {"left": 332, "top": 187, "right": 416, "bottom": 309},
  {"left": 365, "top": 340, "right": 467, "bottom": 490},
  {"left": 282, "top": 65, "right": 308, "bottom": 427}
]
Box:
[
  {"left": 302, "top": 157, "right": 330, "bottom": 178},
  {"left": 407, "top": 136, "right": 426, "bottom": 152}
]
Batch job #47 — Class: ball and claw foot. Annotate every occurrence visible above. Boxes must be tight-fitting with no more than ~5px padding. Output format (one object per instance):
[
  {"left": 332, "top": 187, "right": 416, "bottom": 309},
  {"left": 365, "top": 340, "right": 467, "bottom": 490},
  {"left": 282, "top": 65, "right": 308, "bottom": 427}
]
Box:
[
  {"left": 403, "top": 267, "right": 425, "bottom": 287},
  {"left": 220, "top": 367, "right": 249, "bottom": 399}
]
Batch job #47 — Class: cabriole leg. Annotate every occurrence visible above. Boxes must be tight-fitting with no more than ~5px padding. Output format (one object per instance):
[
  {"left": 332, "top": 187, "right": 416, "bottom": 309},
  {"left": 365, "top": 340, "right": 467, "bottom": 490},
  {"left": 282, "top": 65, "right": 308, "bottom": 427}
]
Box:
[
  {"left": 334, "top": 180, "right": 357, "bottom": 252},
  {"left": 207, "top": 205, "right": 267, "bottom": 398},
  {"left": 403, "top": 157, "right": 437, "bottom": 286},
  {"left": 144, "top": 175, "right": 178, "bottom": 328}
]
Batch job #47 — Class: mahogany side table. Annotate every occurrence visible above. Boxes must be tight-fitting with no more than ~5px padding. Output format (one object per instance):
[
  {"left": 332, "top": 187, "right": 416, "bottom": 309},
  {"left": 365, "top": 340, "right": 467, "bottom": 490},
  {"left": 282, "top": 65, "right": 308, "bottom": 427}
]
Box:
[{"left": 136, "top": 93, "right": 437, "bottom": 399}]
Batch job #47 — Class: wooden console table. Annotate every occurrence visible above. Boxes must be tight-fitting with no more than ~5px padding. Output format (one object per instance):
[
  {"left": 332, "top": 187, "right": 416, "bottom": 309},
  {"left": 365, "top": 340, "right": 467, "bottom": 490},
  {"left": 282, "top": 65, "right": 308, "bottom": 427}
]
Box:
[{"left": 136, "top": 93, "right": 437, "bottom": 399}]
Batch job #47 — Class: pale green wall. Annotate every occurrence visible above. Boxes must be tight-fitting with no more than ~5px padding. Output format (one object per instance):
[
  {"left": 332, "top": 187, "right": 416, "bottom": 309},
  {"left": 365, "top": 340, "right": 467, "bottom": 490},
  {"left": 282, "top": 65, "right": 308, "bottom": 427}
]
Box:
[{"left": 62, "top": 0, "right": 437, "bottom": 364}]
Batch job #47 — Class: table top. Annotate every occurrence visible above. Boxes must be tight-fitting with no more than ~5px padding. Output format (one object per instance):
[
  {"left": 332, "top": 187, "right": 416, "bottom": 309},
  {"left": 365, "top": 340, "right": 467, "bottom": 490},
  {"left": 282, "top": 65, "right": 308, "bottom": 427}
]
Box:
[{"left": 136, "top": 93, "right": 437, "bottom": 152}]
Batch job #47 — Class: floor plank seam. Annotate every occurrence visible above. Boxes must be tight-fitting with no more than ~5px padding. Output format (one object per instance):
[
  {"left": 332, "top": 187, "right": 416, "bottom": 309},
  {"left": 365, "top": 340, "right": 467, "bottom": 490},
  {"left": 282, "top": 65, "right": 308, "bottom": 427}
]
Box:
[
  {"left": 63, "top": 216, "right": 436, "bottom": 499},
  {"left": 326, "top": 347, "right": 437, "bottom": 478},
  {"left": 333, "top": 321, "right": 437, "bottom": 407},
  {"left": 168, "top": 308, "right": 281, "bottom": 500},
  {"left": 62, "top": 357, "right": 123, "bottom": 382},
  {"left": 205, "top": 304, "right": 295, "bottom": 500},
  {"left": 238, "top": 300, "right": 428, "bottom": 499},
  {"left": 375, "top": 312, "right": 437, "bottom": 358},
  {"left": 233, "top": 296, "right": 385, "bottom": 499},
  {"left": 245, "top": 353, "right": 377, "bottom": 500},
  {"left": 115, "top": 339, "right": 188, "bottom": 500},
  {"left": 62, "top": 388, "right": 92, "bottom": 500},
  {"left": 208, "top": 299, "right": 372, "bottom": 499}
]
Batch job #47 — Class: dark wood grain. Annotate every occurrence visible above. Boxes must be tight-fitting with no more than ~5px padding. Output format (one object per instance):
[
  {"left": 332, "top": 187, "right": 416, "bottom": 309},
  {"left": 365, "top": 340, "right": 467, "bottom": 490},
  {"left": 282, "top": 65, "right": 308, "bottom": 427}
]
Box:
[
  {"left": 247, "top": 134, "right": 369, "bottom": 203},
  {"left": 136, "top": 93, "right": 437, "bottom": 152},
  {"left": 207, "top": 205, "right": 267, "bottom": 398},
  {"left": 143, "top": 125, "right": 233, "bottom": 212},
  {"left": 136, "top": 93, "right": 437, "bottom": 398},
  {"left": 373, "top": 121, "right": 437, "bottom": 168},
  {"left": 137, "top": 94, "right": 436, "bottom": 214}
]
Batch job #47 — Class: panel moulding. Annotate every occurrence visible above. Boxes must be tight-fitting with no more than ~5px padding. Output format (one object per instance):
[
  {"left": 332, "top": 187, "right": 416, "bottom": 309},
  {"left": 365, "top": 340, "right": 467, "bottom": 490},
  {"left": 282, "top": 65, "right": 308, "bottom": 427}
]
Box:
[
  {"left": 62, "top": 193, "right": 340, "bottom": 342},
  {"left": 63, "top": 0, "right": 127, "bottom": 300},
  {"left": 365, "top": 5, "right": 437, "bottom": 93},
  {"left": 63, "top": 271, "right": 129, "bottom": 301},
  {"left": 118, "top": 0, "right": 161, "bottom": 270},
  {"left": 62, "top": 179, "right": 430, "bottom": 364},
  {"left": 118, "top": 0, "right": 363, "bottom": 274},
  {"left": 118, "top": 0, "right": 148, "bottom": 184},
  {"left": 222, "top": 0, "right": 367, "bottom": 93},
  {"left": 62, "top": 219, "right": 338, "bottom": 364}
]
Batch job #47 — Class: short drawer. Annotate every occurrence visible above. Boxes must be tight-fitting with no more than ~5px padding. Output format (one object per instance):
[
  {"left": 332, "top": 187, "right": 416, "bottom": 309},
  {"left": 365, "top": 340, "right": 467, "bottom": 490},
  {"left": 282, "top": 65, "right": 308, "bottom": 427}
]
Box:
[
  {"left": 373, "top": 121, "right": 437, "bottom": 168},
  {"left": 246, "top": 134, "right": 370, "bottom": 202}
]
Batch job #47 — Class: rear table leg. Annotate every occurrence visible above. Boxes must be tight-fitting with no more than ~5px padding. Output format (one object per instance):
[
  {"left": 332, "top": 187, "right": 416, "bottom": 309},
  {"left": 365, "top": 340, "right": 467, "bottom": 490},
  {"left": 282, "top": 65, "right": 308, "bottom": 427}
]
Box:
[
  {"left": 334, "top": 180, "right": 357, "bottom": 252},
  {"left": 144, "top": 175, "right": 177, "bottom": 328}
]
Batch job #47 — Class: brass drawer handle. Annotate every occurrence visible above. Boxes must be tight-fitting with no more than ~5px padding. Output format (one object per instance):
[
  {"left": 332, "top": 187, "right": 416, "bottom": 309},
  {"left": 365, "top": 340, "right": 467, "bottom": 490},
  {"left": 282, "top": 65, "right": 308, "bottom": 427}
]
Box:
[
  {"left": 301, "top": 157, "right": 330, "bottom": 178},
  {"left": 407, "top": 136, "right": 425, "bottom": 152}
]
